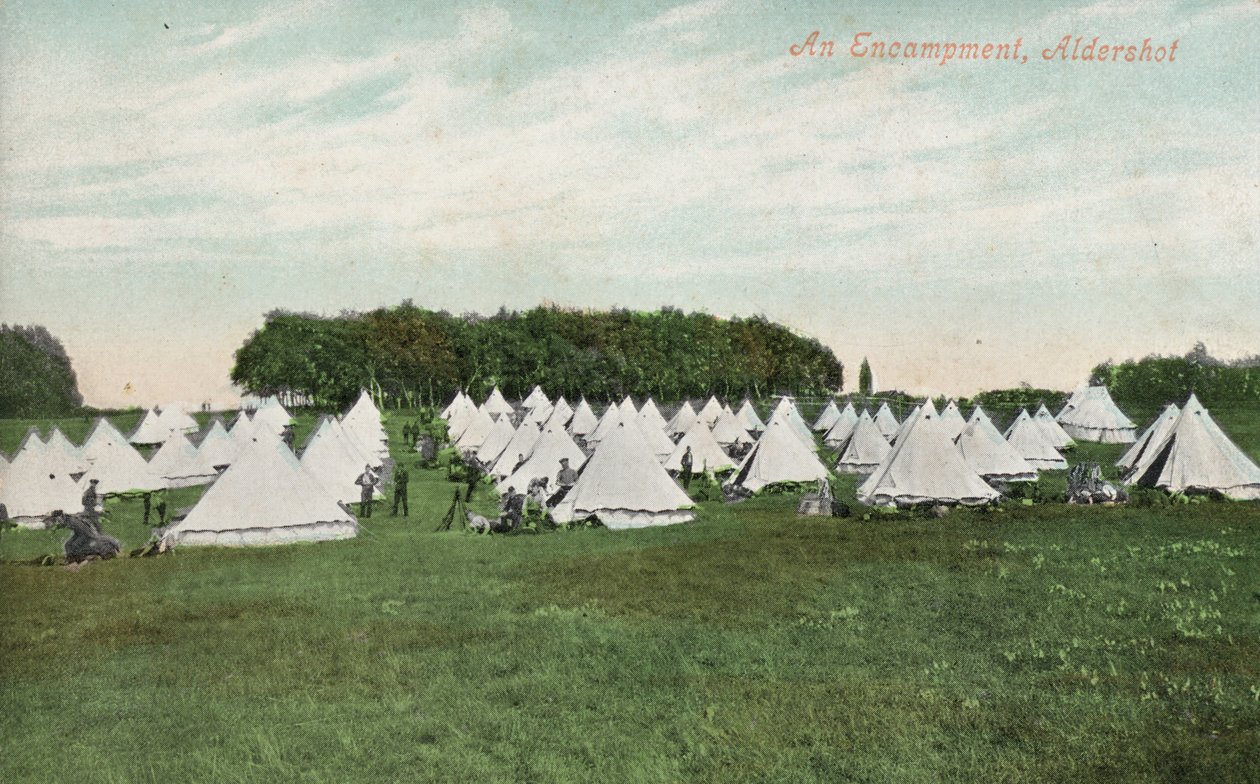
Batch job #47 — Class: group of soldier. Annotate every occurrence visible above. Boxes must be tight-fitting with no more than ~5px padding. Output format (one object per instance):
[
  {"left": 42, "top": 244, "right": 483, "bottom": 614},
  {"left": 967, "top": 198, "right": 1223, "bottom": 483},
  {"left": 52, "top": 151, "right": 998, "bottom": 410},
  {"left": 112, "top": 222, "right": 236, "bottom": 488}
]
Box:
[
  {"left": 354, "top": 462, "right": 411, "bottom": 519},
  {"left": 495, "top": 455, "right": 581, "bottom": 530}
]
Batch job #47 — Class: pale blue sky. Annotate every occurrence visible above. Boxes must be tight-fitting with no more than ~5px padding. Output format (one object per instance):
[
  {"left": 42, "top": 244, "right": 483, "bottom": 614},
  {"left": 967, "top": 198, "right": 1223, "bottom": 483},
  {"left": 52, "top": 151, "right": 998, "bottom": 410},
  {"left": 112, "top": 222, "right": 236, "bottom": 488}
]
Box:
[{"left": 2, "top": 0, "right": 1257, "bottom": 407}]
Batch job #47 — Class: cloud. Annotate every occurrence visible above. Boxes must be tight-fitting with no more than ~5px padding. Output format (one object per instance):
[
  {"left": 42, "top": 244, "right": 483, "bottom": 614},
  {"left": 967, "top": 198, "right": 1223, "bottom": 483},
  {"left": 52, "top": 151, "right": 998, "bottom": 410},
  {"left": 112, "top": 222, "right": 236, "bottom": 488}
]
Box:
[
  {"left": 1, "top": 0, "right": 1256, "bottom": 404},
  {"left": 182, "top": 0, "right": 333, "bottom": 56},
  {"left": 634, "top": 0, "right": 729, "bottom": 32}
]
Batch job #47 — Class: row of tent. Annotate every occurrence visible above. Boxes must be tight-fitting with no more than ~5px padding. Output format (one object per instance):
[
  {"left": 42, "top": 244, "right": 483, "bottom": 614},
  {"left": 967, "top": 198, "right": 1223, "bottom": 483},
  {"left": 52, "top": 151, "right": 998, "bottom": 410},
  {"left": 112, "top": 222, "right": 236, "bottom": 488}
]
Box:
[
  {"left": 809, "top": 384, "right": 1138, "bottom": 447},
  {"left": 446, "top": 384, "right": 1259, "bottom": 516},
  {"left": 0, "top": 392, "right": 393, "bottom": 546},
  {"left": 440, "top": 386, "right": 836, "bottom": 528}
]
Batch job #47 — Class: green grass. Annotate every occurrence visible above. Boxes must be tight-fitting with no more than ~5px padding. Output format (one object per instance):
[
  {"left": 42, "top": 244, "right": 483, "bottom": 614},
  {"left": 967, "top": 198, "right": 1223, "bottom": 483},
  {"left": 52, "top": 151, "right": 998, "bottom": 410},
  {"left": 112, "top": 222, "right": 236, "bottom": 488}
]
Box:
[{"left": 1, "top": 407, "right": 1259, "bottom": 782}]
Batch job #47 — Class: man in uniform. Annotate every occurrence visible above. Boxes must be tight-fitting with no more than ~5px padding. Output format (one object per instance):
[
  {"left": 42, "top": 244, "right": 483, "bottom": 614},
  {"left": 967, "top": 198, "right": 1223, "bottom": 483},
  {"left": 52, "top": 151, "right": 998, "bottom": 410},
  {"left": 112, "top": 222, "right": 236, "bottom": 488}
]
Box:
[
  {"left": 355, "top": 464, "right": 377, "bottom": 518},
  {"left": 554, "top": 457, "right": 578, "bottom": 504},
  {"left": 680, "top": 446, "right": 694, "bottom": 490},
  {"left": 81, "top": 478, "right": 101, "bottom": 532},
  {"left": 501, "top": 486, "right": 525, "bottom": 531},
  {"left": 391, "top": 463, "right": 410, "bottom": 517}
]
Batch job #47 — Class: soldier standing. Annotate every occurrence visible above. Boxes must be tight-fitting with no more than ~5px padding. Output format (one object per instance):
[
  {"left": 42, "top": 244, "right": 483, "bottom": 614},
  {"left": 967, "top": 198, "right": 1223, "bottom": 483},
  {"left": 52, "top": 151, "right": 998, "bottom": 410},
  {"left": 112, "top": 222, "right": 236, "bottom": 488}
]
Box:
[
  {"left": 680, "top": 446, "right": 694, "bottom": 490},
  {"left": 82, "top": 478, "right": 101, "bottom": 532},
  {"left": 391, "top": 464, "right": 410, "bottom": 517},
  {"left": 355, "top": 464, "right": 377, "bottom": 518}
]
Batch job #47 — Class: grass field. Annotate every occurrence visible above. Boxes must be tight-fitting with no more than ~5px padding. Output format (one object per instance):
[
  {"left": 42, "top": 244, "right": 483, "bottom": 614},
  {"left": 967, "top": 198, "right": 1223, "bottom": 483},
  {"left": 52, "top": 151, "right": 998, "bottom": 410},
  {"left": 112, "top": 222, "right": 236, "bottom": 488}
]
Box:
[{"left": 2, "top": 405, "right": 1259, "bottom": 782}]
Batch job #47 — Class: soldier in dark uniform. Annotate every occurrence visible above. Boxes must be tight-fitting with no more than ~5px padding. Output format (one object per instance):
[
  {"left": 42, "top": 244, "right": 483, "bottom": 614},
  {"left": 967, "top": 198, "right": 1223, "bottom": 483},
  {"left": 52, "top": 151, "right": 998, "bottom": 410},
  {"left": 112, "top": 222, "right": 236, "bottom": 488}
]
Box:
[
  {"left": 281, "top": 425, "right": 295, "bottom": 451},
  {"left": 501, "top": 486, "right": 525, "bottom": 531},
  {"left": 142, "top": 492, "right": 152, "bottom": 527},
  {"left": 355, "top": 464, "right": 377, "bottom": 518},
  {"left": 81, "top": 478, "right": 101, "bottom": 532},
  {"left": 680, "top": 446, "right": 694, "bottom": 490},
  {"left": 391, "top": 464, "right": 410, "bottom": 517},
  {"left": 402, "top": 422, "right": 413, "bottom": 446}
]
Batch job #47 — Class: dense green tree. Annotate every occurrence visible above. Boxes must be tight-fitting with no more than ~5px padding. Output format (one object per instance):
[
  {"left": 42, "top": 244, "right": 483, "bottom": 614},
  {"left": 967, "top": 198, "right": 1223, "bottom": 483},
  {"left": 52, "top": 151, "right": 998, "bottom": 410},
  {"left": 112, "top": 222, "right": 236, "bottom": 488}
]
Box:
[
  {"left": 1091, "top": 345, "right": 1260, "bottom": 413},
  {"left": 0, "top": 325, "right": 84, "bottom": 417},
  {"left": 858, "top": 358, "right": 873, "bottom": 396},
  {"left": 231, "top": 305, "right": 844, "bottom": 408}
]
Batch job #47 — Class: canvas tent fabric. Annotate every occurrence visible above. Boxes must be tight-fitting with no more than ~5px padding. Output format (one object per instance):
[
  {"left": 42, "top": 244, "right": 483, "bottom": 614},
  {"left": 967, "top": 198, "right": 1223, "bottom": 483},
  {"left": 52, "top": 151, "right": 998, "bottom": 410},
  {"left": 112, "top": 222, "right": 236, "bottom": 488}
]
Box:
[
  {"left": 938, "top": 401, "right": 967, "bottom": 441},
  {"left": 475, "top": 414, "right": 517, "bottom": 466},
  {"left": 955, "top": 409, "right": 1037, "bottom": 482},
  {"left": 665, "top": 401, "right": 699, "bottom": 436},
  {"left": 496, "top": 426, "right": 587, "bottom": 495},
  {"left": 0, "top": 445, "right": 82, "bottom": 527},
  {"left": 618, "top": 396, "right": 638, "bottom": 420},
  {"left": 81, "top": 423, "right": 146, "bottom": 473},
  {"left": 835, "top": 411, "right": 891, "bottom": 474},
  {"left": 149, "top": 432, "right": 218, "bottom": 488},
  {"left": 812, "top": 400, "right": 842, "bottom": 432},
  {"left": 483, "top": 386, "right": 515, "bottom": 416},
  {"left": 445, "top": 397, "right": 476, "bottom": 438},
  {"left": 872, "top": 403, "right": 900, "bottom": 440},
  {"left": 710, "top": 408, "right": 755, "bottom": 447},
  {"left": 663, "top": 418, "right": 734, "bottom": 473},
  {"left": 1055, "top": 386, "right": 1136, "bottom": 443},
  {"left": 1004, "top": 409, "right": 1069, "bottom": 470},
  {"left": 766, "top": 398, "right": 816, "bottom": 450},
  {"left": 250, "top": 398, "right": 292, "bottom": 435},
  {"left": 697, "top": 396, "right": 724, "bottom": 427},
  {"left": 1116, "top": 404, "right": 1180, "bottom": 473},
  {"left": 1033, "top": 404, "right": 1075, "bottom": 449},
  {"left": 736, "top": 400, "right": 766, "bottom": 433},
  {"left": 163, "top": 439, "right": 358, "bottom": 548},
  {"left": 521, "top": 402, "right": 553, "bottom": 428},
  {"left": 858, "top": 401, "right": 1001, "bottom": 507},
  {"left": 636, "top": 398, "right": 670, "bottom": 434},
  {"left": 891, "top": 406, "right": 921, "bottom": 445},
  {"left": 341, "top": 390, "right": 389, "bottom": 462},
  {"left": 567, "top": 399, "right": 600, "bottom": 437},
  {"left": 522, "top": 386, "right": 549, "bottom": 410},
  {"left": 636, "top": 417, "right": 679, "bottom": 460},
  {"left": 129, "top": 409, "right": 169, "bottom": 445},
  {"left": 543, "top": 398, "right": 575, "bottom": 431},
  {"left": 80, "top": 419, "right": 131, "bottom": 465},
  {"left": 196, "top": 419, "right": 239, "bottom": 469},
  {"left": 551, "top": 421, "right": 695, "bottom": 530},
  {"left": 454, "top": 406, "right": 496, "bottom": 453},
  {"left": 1124, "top": 395, "right": 1260, "bottom": 500},
  {"left": 300, "top": 417, "right": 384, "bottom": 503},
  {"left": 77, "top": 437, "right": 167, "bottom": 495},
  {"left": 822, "top": 404, "right": 861, "bottom": 447},
  {"left": 586, "top": 405, "right": 623, "bottom": 445},
  {"left": 45, "top": 427, "right": 89, "bottom": 476},
  {"left": 728, "top": 419, "right": 830, "bottom": 493},
  {"left": 489, "top": 422, "right": 542, "bottom": 480},
  {"left": 440, "top": 391, "right": 468, "bottom": 420}
]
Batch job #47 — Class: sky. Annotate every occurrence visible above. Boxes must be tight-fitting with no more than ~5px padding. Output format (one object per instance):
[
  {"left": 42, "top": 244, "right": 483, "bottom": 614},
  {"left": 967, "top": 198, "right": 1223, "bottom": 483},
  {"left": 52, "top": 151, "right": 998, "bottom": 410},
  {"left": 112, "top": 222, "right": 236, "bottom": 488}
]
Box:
[{"left": 1, "top": 0, "right": 1257, "bottom": 408}]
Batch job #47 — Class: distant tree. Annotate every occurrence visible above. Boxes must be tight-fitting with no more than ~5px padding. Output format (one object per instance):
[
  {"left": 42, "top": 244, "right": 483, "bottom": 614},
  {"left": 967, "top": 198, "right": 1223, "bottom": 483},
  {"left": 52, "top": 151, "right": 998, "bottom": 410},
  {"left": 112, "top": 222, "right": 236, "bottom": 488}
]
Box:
[
  {"left": 0, "top": 324, "right": 84, "bottom": 417},
  {"left": 230, "top": 305, "right": 844, "bottom": 409},
  {"left": 858, "top": 358, "right": 873, "bottom": 396},
  {"left": 1089, "top": 345, "right": 1260, "bottom": 413}
]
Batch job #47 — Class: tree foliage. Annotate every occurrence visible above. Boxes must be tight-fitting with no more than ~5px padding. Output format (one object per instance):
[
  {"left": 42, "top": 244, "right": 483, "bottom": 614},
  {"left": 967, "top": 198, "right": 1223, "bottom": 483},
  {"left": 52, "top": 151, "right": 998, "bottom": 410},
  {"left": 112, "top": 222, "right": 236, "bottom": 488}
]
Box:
[
  {"left": 231, "top": 305, "right": 843, "bottom": 409},
  {"left": 1090, "top": 343, "right": 1260, "bottom": 412},
  {"left": 0, "top": 324, "right": 84, "bottom": 417},
  {"left": 858, "top": 358, "right": 873, "bottom": 396}
]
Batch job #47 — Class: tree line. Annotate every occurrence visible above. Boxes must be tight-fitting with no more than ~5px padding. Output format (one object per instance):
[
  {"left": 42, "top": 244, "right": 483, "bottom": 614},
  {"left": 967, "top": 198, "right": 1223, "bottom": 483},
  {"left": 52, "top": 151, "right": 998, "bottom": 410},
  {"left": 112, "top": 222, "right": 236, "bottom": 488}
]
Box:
[
  {"left": 0, "top": 324, "right": 84, "bottom": 417},
  {"left": 1091, "top": 342, "right": 1260, "bottom": 414},
  {"left": 230, "top": 304, "right": 845, "bottom": 410}
]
